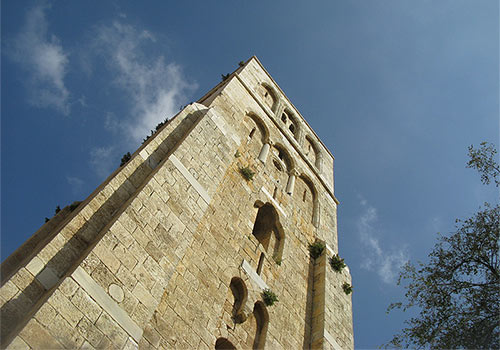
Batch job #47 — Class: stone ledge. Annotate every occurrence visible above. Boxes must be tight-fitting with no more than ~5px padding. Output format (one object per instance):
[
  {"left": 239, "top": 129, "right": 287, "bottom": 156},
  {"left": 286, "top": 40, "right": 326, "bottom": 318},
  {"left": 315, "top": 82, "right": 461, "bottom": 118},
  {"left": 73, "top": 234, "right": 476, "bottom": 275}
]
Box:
[{"left": 241, "top": 259, "right": 268, "bottom": 290}]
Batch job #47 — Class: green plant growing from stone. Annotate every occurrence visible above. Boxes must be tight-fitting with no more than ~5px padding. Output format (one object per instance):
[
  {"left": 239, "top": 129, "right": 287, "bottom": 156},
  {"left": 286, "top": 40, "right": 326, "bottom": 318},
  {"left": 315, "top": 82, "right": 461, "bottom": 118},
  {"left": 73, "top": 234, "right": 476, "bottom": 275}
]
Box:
[
  {"left": 262, "top": 289, "right": 279, "bottom": 306},
  {"left": 342, "top": 282, "right": 353, "bottom": 295},
  {"left": 120, "top": 152, "right": 132, "bottom": 167},
  {"left": 142, "top": 117, "right": 169, "bottom": 144},
  {"left": 55, "top": 205, "right": 61, "bottom": 214},
  {"left": 238, "top": 61, "right": 245, "bottom": 67},
  {"left": 239, "top": 166, "right": 255, "bottom": 181},
  {"left": 44, "top": 217, "right": 50, "bottom": 223},
  {"left": 69, "top": 201, "right": 81, "bottom": 212},
  {"left": 234, "top": 150, "right": 241, "bottom": 158},
  {"left": 329, "top": 254, "right": 346, "bottom": 272},
  {"left": 308, "top": 241, "right": 325, "bottom": 259},
  {"left": 221, "top": 73, "right": 230, "bottom": 81}
]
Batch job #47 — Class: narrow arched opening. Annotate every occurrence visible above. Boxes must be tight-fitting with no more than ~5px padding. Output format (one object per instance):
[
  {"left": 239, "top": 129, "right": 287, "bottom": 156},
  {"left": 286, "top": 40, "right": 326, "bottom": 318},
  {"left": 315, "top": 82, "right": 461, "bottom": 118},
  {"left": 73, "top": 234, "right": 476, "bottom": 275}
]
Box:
[
  {"left": 243, "top": 113, "right": 268, "bottom": 157},
  {"left": 252, "top": 202, "right": 285, "bottom": 265},
  {"left": 252, "top": 301, "right": 269, "bottom": 350},
  {"left": 216, "top": 337, "right": 237, "bottom": 350},
  {"left": 305, "top": 135, "right": 321, "bottom": 170},
  {"left": 230, "top": 277, "right": 248, "bottom": 324},
  {"left": 259, "top": 83, "right": 278, "bottom": 112},
  {"left": 270, "top": 144, "right": 293, "bottom": 188},
  {"left": 295, "top": 175, "right": 317, "bottom": 225}
]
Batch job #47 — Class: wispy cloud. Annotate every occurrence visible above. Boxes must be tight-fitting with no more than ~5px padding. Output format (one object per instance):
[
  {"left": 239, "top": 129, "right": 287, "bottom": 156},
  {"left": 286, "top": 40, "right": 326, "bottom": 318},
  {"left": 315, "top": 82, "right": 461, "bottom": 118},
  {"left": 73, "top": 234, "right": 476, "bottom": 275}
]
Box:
[
  {"left": 89, "top": 146, "right": 115, "bottom": 180},
  {"left": 8, "top": 4, "right": 70, "bottom": 115},
  {"left": 91, "top": 21, "right": 197, "bottom": 145},
  {"left": 357, "top": 197, "right": 408, "bottom": 284},
  {"left": 66, "top": 176, "right": 84, "bottom": 194}
]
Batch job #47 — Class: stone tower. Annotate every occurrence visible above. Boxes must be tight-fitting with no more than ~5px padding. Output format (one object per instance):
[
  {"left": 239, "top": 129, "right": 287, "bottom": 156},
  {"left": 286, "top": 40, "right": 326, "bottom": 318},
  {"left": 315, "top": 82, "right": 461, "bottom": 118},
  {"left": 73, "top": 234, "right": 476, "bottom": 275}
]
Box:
[{"left": 0, "top": 57, "right": 353, "bottom": 349}]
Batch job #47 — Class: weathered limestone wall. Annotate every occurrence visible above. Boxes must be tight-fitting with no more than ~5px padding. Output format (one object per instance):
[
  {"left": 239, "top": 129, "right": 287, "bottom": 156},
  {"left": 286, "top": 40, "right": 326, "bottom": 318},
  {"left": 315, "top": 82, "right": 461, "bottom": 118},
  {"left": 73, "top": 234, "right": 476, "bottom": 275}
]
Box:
[
  {"left": 0, "top": 56, "right": 353, "bottom": 349},
  {"left": 1, "top": 103, "right": 211, "bottom": 348}
]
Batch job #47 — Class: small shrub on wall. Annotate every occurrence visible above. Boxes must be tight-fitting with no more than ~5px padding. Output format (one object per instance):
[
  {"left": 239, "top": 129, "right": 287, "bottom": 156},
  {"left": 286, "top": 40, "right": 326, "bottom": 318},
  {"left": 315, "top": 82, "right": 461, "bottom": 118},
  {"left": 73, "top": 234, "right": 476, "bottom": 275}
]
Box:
[
  {"left": 308, "top": 241, "right": 325, "bottom": 259},
  {"left": 342, "top": 282, "right": 353, "bottom": 295},
  {"left": 262, "top": 289, "right": 279, "bottom": 306},
  {"left": 120, "top": 152, "right": 131, "bottom": 167},
  {"left": 239, "top": 167, "right": 255, "bottom": 181},
  {"left": 329, "top": 254, "right": 346, "bottom": 272}
]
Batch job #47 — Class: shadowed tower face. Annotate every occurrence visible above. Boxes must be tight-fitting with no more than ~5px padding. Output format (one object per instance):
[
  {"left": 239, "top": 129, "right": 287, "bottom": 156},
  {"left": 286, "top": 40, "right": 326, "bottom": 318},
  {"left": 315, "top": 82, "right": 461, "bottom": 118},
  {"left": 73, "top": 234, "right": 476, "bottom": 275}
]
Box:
[{"left": 0, "top": 56, "right": 353, "bottom": 349}]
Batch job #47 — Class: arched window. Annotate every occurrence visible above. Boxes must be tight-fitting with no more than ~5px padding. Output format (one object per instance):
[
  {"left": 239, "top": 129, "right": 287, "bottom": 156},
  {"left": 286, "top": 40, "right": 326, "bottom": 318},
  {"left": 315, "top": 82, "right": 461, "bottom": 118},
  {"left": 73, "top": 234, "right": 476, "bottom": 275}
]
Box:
[
  {"left": 230, "top": 277, "right": 248, "bottom": 323},
  {"left": 243, "top": 113, "right": 268, "bottom": 156},
  {"left": 258, "top": 84, "right": 277, "bottom": 112},
  {"left": 253, "top": 301, "right": 269, "bottom": 350},
  {"left": 252, "top": 203, "right": 285, "bottom": 264},
  {"left": 305, "top": 136, "right": 321, "bottom": 169},
  {"left": 295, "top": 176, "right": 316, "bottom": 224},
  {"left": 279, "top": 109, "right": 300, "bottom": 140},
  {"left": 215, "top": 338, "right": 236, "bottom": 350},
  {"left": 270, "top": 144, "right": 293, "bottom": 187}
]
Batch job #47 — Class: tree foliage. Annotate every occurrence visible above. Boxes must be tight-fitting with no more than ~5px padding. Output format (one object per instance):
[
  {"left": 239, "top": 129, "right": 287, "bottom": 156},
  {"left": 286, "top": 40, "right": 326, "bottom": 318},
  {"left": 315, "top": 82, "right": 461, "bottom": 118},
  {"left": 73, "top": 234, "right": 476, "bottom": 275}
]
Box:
[
  {"left": 467, "top": 141, "right": 499, "bottom": 187},
  {"left": 386, "top": 143, "right": 499, "bottom": 349}
]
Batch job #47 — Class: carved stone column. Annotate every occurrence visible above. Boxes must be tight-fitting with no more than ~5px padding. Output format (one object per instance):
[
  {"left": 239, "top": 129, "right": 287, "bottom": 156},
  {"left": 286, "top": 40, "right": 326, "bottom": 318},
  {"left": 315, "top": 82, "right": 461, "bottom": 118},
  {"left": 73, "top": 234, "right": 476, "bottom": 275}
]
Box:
[
  {"left": 258, "top": 140, "right": 273, "bottom": 163},
  {"left": 285, "top": 169, "right": 300, "bottom": 195}
]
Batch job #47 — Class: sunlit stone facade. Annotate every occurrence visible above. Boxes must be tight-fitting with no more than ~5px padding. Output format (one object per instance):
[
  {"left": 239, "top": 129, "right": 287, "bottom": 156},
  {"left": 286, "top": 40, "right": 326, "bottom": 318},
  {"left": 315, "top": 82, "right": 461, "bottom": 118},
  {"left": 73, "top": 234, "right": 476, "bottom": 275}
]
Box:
[{"left": 0, "top": 57, "right": 353, "bottom": 349}]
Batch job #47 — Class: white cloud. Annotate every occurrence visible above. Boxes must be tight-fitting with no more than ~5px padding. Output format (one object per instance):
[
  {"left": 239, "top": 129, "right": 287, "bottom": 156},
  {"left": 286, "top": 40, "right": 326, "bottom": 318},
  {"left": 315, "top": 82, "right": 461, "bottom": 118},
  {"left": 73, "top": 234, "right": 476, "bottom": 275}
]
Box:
[
  {"left": 77, "top": 96, "right": 87, "bottom": 107},
  {"left": 357, "top": 197, "right": 408, "bottom": 284},
  {"left": 104, "top": 112, "right": 119, "bottom": 132},
  {"left": 9, "top": 4, "right": 70, "bottom": 115},
  {"left": 66, "top": 176, "right": 84, "bottom": 194},
  {"left": 92, "top": 21, "right": 196, "bottom": 145},
  {"left": 90, "top": 146, "right": 115, "bottom": 180}
]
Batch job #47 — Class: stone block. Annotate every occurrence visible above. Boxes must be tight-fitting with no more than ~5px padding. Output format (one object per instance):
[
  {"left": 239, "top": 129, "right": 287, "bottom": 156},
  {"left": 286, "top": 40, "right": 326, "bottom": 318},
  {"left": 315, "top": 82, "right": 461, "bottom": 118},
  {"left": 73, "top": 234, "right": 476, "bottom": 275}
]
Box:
[
  {"left": 59, "top": 276, "right": 79, "bottom": 297},
  {"left": 71, "top": 288, "right": 103, "bottom": 323},
  {"left": 5, "top": 336, "right": 29, "bottom": 350},
  {"left": 143, "top": 326, "right": 161, "bottom": 348},
  {"left": 131, "top": 262, "right": 155, "bottom": 290},
  {"left": 95, "top": 313, "right": 128, "bottom": 349},
  {"left": 47, "top": 314, "right": 85, "bottom": 349},
  {"left": 113, "top": 243, "right": 138, "bottom": 271},
  {"left": 110, "top": 221, "right": 136, "bottom": 248},
  {"left": 48, "top": 289, "right": 84, "bottom": 327},
  {"left": 77, "top": 316, "right": 105, "bottom": 347},
  {"left": 19, "top": 319, "right": 63, "bottom": 349},
  {"left": 130, "top": 301, "right": 151, "bottom": 329},
  {"left": 25, "top": 256, "right": 45, "bottom": 277},
  {"left": 132, "top": 282, "right": 156, "bottom": 311},
  {"left": 93, "top": 243, "right": 121, "bottom": 274},
  {"left": 34, "top": 302, "right": 58, "bottom": 327},
  {"left": 0, "top": 280, "right": 19, "bottom": 302},
  {"left": 10, "top": 268, "right": 34, "bottom": 291},
  {"left": 116, "top": 265, "right": 138, "bottom": 292}
]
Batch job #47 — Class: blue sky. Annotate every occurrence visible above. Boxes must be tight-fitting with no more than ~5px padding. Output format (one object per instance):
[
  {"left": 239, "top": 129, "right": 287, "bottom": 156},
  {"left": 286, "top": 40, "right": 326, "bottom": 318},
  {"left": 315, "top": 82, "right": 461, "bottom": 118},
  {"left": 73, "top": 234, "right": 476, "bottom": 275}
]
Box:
[{"left": 1, "top": 1, "right": 498, "bottom": 348}]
